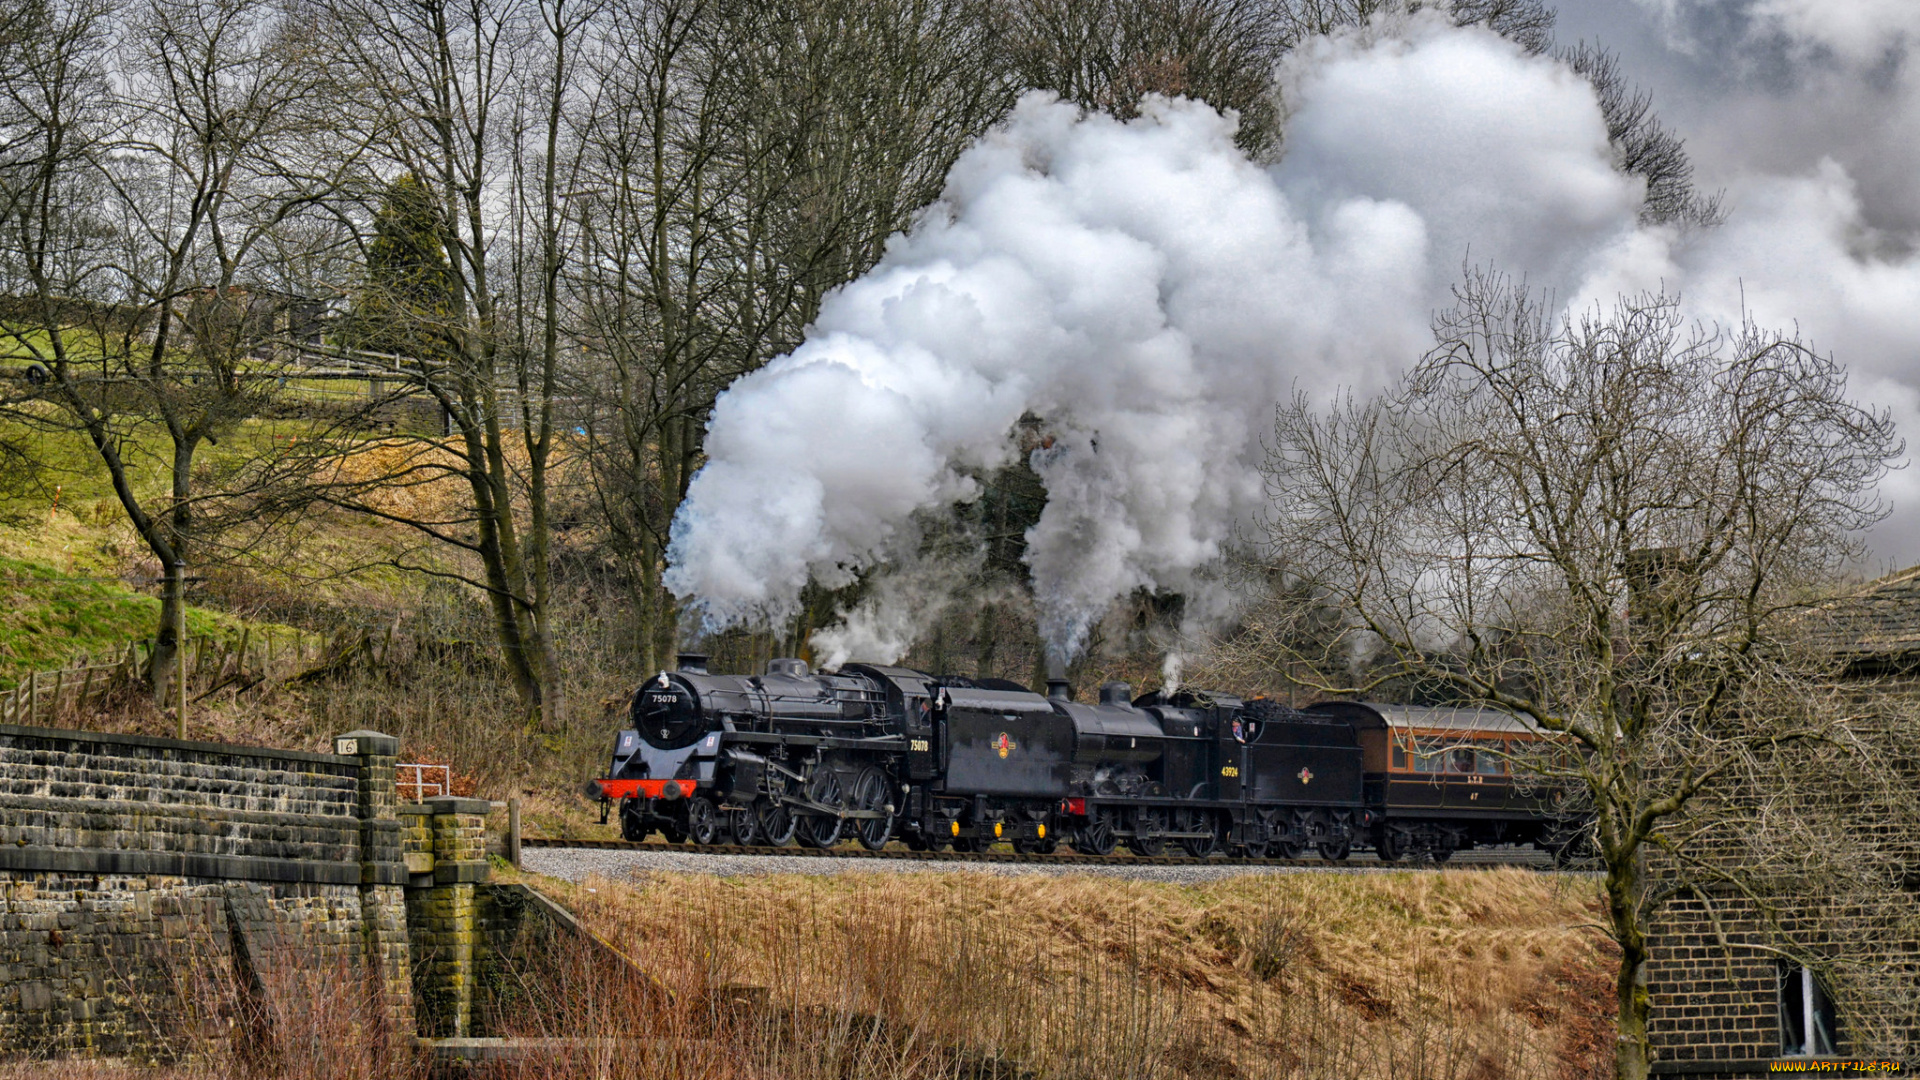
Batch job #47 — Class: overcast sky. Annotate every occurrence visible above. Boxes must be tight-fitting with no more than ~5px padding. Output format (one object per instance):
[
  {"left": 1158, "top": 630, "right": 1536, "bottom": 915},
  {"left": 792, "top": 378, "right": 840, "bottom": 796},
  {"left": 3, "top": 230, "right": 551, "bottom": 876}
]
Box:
[{"left": 1549, "top": 0, "right": 1920, "bottom": 574}]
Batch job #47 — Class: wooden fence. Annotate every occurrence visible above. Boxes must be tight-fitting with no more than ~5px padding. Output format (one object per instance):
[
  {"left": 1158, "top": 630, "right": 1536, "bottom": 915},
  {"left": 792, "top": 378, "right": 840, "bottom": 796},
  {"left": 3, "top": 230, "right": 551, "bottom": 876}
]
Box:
[{"left": 0, "top": 631, "right": 323, "bottom": 726}]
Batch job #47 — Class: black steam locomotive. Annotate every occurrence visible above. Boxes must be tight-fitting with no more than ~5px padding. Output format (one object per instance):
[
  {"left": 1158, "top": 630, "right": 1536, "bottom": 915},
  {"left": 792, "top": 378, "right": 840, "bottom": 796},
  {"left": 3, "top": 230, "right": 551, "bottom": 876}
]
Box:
[{"left": 588, "top": 655, "right": 1570, "bottom": 861}]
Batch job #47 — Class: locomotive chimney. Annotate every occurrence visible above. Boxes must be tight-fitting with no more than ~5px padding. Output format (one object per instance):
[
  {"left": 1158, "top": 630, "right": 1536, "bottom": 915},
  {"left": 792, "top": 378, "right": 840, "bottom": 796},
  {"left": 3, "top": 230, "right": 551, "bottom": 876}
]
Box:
[
  {"left": 678, "top": 653, "right": 709, "bottom": 675},
  {"left": 1046, "top": 678, "right": 1073, "bottom": 701}
]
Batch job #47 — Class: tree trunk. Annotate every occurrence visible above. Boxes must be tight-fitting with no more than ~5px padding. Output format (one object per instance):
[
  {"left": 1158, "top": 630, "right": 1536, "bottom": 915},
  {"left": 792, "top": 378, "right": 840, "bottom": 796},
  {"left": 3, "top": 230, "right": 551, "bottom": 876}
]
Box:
[
  {"left": 1608, "top": 848, "right": 1653, "bottom": 1080},
  {"left": 150, "top": 566, "right": 184, "bottom": 708}
]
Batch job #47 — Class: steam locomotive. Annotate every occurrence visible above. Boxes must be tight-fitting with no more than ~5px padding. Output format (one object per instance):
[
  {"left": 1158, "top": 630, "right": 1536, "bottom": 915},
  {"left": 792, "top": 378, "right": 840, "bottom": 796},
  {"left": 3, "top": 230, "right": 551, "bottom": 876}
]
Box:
[{"left": 588, "top": 655, "right": 1572, "bottom": 861}]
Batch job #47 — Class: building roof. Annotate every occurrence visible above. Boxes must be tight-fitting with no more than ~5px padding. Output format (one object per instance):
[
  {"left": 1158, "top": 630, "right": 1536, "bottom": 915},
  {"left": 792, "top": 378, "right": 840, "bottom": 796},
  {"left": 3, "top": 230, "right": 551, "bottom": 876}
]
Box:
[{"left": 1803, "top": 564, "right": 1920, "bottom": 660}]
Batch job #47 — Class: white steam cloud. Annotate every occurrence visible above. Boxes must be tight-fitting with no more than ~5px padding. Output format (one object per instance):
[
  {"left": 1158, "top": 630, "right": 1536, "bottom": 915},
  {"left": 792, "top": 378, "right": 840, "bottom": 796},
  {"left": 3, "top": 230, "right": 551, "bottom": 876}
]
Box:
[{"left": 669, "top": 7, "right": 1920, "bottom": 668}]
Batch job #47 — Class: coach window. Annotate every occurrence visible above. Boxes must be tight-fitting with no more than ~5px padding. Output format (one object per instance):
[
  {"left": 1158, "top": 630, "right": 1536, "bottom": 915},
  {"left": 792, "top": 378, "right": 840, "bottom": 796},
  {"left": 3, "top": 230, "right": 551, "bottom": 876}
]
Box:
[
  {"left": 1778, "top": 962, "right": 1839, "bottom": 1057},
  {"left": 1391, "top": 734, "right": 1409, "bottom": 771},
  {"left": 1448, "top": 746, "right": 1475, "bottom": 773},
  {"left": 1413, "top": 737, "right": 1446, "bottom": 773},
  {"left": 1476, "top": 741, "right": 1507, "bottom": 775}
]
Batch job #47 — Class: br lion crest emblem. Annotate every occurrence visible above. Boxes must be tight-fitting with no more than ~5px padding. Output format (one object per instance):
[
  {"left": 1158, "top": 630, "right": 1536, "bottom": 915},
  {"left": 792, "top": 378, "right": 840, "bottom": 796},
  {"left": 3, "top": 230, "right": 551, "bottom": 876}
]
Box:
[{"left": 993, "top": 733, "right": 1017, "bottom": 759}]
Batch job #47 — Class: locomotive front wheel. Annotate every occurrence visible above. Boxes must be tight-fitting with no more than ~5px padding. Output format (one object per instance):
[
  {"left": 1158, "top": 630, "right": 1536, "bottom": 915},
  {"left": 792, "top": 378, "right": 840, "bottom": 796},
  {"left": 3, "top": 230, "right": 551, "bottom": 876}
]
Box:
[
  {"left": 728, "top": 805, "right": 761, "bottom": 846},
  {"left": 757, "top": 799, "right": 798, "bottom": 847},
  {"left": 618, "top": 798, "right": 652, "bottom": 843},
  {"left": 851, "top": 768, "right": 893, "bottom": 851},
  {"left": 685, "top": 795, "right": 723, "bottom": 846}
]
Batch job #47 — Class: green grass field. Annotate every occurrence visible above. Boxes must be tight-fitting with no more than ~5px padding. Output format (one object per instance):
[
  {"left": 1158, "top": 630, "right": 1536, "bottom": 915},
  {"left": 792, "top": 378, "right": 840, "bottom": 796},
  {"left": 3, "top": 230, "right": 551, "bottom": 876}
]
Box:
[{"left": 0, "top": 414, "right": 342, "bottom": 691}]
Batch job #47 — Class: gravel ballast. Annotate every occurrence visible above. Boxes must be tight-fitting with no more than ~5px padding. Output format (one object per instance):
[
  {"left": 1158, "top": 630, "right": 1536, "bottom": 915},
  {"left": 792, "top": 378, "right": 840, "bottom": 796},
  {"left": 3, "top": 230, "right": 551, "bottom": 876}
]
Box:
[{"left": 521, "top": 846, "right": 1553, "bottom": 885}]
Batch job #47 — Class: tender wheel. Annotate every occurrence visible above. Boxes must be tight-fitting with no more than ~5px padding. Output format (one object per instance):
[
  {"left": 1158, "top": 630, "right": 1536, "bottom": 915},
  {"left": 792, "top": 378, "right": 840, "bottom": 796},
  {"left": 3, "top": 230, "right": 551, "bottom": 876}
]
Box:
[
  {"left": 757, "top": 798, "right": 797, "bottom": 847},
  {"left": 618, "top": 797, "right": 652, "bottom": 843},
  {"left": 1317, "top": 840, "right": 1352, "bottom": 861},
  {"left": 685, "top": 795, "right": 722, "bottom": 846},
  {"left": 799, "top": 768, "right": 845, "bottom": 849},
  {"left": 1127, "top": 807, "right": 1168, "bottom": 857},
  {"left": 1273, "top": 840, "right": 1305, "bottom": 860},
  {"left": 1072, "top": 809, "right": 1116, "bottom": 856},
  {"left": 1431, "top": 845, "right": 1455, "bottom": 863},
  {"left": 728, "top": 805, "right": 761, "bottom": 847},
  {"left": 1375, "top": 829, "right": 1403, "bottom": 863},
  {"left": 851, "top": 768, "right": 894, "bottom": 851}
]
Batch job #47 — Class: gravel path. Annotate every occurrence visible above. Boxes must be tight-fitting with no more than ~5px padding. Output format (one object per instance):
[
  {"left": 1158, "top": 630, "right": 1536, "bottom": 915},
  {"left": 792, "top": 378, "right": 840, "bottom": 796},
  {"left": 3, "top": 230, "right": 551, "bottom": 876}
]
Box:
[{"left": 522, "top": 846, "right": 1554, "bottom": 885}]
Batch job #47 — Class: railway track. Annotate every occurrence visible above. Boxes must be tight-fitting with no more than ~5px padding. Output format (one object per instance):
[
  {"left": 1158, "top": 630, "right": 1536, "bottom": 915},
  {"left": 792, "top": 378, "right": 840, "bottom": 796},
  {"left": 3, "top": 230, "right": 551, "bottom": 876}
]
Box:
[{"left": 519, "top": 836, "right": 1560, "bottom": 869}]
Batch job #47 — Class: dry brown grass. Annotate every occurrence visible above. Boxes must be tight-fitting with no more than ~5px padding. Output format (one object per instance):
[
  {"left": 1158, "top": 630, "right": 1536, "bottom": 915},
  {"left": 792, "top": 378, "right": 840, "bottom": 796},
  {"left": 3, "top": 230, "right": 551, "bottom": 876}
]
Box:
[
  {"left": 488, "top": 865, "right": 1618, "bottom": 1080},
  {"left": 0, "top": 869, "right": 1614, "bottom": 1080}
]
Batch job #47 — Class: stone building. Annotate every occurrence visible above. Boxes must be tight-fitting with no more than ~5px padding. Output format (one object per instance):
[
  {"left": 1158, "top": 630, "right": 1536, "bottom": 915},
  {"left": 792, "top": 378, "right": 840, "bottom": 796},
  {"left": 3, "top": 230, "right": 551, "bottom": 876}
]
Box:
[{"left": 1644, "top": 566, "right": 1920, "bottom": 1077}]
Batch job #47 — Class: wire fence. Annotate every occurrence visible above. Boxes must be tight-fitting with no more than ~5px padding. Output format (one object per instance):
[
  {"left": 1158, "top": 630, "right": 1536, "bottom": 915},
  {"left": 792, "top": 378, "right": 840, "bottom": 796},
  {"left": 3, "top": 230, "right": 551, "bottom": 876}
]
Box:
[{"left": 0, "top": 630, "right": 324, "bottom": 726}]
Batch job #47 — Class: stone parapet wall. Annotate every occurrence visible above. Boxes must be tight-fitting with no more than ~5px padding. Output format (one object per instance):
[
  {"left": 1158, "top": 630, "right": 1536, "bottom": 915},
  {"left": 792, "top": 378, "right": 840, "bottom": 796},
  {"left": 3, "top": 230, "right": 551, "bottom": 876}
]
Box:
[
  {"left": 404, "top": 797, "right": 492, "bottom": 1039},
  {"left": 0, "top": 724, "right": 414, "bottom": 1058},
  {"left": 0, "top": 724, "right": 363, "bottom": 884}
]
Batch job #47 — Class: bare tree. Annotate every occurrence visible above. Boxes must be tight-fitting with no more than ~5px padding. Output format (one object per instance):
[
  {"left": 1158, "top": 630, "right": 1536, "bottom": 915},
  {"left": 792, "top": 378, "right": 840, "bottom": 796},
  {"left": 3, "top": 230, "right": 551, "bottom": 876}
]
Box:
[
  {"left": 1251, "top": 270, "right": 1902, "bottom": 1080},
  {"left": 308, "top": 0, "right": 599, "bottom": 727},
  {"left": 990, "top": 0, "right": 1289, "bottom": 156},
  {"left": 569, "top": 0, "right": 1008, "bottom": 672},
  {"left": 0, "top": 0, "right": 361, "bottom": 702},
  {"left": 1559, "top": 43, "right": 1723, "bottom": 228}
]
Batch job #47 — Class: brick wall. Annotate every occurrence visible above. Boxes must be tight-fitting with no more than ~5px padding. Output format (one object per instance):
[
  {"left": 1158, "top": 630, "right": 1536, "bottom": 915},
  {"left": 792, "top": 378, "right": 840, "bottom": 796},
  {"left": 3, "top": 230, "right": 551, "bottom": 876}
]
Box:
[
  {"left": 0, "top": 723, "right": 412, "bottom": 1058},
  {"left": 1645, "top": 892, "right": 1780, "bottom": 1077}
]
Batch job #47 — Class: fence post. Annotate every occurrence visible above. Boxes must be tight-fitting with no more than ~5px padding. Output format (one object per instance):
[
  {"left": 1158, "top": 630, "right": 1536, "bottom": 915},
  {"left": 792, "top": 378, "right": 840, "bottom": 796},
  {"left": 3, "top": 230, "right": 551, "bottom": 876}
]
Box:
[
  {"left": 26, "top": 671, "right": 36, "bottom": 725},
  {"left": 507, "top": 798, "right": 521, "bottom": 868}
]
